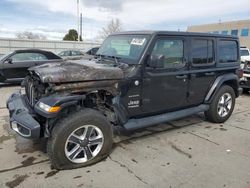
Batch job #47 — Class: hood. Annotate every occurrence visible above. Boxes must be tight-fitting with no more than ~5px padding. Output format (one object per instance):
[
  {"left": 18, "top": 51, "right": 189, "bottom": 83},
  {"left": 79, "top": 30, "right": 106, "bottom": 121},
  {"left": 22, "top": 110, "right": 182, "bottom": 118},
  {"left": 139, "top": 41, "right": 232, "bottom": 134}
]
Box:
[{"left": 29, "top": 59, "right": 124, "bottom": 83}]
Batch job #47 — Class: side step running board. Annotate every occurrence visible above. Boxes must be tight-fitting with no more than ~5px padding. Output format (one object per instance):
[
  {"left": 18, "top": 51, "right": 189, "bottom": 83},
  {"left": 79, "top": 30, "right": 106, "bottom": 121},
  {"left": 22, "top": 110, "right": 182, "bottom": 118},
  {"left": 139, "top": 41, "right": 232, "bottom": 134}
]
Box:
[{"left": 123, "top": 104, "right": 209, "bottom": 131}]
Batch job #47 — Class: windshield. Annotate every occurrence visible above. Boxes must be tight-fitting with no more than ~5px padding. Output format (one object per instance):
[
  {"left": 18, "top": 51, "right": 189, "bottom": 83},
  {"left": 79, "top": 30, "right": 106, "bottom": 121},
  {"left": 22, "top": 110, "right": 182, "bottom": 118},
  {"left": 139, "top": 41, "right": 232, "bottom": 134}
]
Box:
[
  {"left": 96, "top": 34, "right": 150, "bottom": 64},
  {"left": 240, "top": 49, "right": 249, "bottom": 56}
]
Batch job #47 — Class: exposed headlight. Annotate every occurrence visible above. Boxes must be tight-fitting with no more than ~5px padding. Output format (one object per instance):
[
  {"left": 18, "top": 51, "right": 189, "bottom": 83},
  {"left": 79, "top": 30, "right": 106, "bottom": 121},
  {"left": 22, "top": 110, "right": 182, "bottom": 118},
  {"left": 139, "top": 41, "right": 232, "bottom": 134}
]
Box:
[{"left": 38, "top": 102, "right": 61, "bottom": 113}]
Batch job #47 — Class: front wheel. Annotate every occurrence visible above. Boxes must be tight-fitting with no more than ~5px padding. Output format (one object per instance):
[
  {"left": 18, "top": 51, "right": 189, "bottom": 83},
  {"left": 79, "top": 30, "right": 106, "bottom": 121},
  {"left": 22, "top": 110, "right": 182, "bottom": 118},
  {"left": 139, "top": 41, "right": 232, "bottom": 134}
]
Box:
[
  {"left": 47, "top": 109, "right": 113, "bottom": 170},
  {"left": 205, "top": 85, "right": 235, "bottom": 123}
]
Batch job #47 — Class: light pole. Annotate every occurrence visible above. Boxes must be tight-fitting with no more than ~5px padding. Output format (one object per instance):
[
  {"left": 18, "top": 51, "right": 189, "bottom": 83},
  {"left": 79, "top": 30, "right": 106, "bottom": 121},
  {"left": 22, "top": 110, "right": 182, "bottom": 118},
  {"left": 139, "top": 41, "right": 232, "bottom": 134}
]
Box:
[
  {"left": 77, "top": 0, "right": 80, "bottom": 42},
  {"left": 80, "top": 13, "right": 83, "bottom": 41}
]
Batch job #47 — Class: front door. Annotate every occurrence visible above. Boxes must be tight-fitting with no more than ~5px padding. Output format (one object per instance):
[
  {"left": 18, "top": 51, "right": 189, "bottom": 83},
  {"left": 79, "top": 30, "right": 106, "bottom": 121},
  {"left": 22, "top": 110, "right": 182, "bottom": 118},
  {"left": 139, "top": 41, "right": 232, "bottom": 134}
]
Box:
[{"left": 141, "top": 37, "right": 189, "bottom": 115}]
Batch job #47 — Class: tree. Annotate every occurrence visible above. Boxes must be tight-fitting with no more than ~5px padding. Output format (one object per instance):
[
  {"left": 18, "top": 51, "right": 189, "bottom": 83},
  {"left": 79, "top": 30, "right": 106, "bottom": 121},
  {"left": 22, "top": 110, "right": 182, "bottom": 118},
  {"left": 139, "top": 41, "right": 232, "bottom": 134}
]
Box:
[
  {"left": 99, "top": 18, "right": 123, "bottom": 40},
  {"left": 16, "top": 31, "right": 47, "bottom": 40},
  {"left": 63, "top": 29, "right": 82, "bottom": 41}
]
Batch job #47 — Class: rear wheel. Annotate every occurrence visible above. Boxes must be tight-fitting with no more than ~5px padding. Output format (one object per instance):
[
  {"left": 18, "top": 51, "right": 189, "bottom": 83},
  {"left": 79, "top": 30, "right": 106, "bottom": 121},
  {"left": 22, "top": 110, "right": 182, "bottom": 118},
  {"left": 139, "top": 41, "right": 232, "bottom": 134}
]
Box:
[
  {"left": 205, "top": 85, "right": 235, "bottom": 123},
  {"left": 47, "top": 108, "right": 113, "bottom": 170}
]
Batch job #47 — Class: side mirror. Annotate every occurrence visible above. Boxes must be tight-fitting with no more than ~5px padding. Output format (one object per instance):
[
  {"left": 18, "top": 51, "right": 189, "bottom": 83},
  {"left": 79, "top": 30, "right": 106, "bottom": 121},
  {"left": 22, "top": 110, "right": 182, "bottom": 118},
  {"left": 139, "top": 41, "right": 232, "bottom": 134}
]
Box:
[
  {"left": 5, "top": 58, "right": 13, "bottom": 64},
  {"left": 147, "top": 54, "right": 164, "bottom": 68}
]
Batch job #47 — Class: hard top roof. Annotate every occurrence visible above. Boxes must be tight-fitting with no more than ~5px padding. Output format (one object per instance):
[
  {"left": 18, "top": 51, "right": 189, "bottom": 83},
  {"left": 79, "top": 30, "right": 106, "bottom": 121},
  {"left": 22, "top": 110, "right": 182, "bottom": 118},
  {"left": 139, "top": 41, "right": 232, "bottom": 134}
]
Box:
[{"left": 111, "top": 30, "right": 238, "bottom": 39}]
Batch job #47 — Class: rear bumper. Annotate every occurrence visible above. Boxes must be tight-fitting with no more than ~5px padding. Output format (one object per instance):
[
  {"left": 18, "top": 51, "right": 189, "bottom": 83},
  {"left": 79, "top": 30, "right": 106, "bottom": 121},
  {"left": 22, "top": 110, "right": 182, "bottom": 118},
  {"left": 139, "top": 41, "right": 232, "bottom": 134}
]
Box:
[{"left": 7, "top": 92, "right": 40, "bottom": 139}]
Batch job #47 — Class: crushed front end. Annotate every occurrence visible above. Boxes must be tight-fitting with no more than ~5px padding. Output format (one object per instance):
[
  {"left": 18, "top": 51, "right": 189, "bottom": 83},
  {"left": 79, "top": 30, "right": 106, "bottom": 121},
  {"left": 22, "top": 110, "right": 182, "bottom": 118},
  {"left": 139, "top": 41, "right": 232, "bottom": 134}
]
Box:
[
  {"left": 6, "top": 74, "right": 51, "bottom": 139},
  {"left": 6, "top": 60, "right": 124, "bottom": 139}
]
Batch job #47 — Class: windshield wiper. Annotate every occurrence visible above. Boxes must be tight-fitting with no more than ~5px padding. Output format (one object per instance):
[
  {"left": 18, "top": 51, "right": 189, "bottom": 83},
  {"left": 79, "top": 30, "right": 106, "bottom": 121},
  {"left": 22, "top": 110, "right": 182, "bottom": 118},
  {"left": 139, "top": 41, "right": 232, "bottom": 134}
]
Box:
[
  {"left": 108, "top": 55, "right": 121, "bottom": 65},
  {"left": 95, "top": 54, "right": 104, "bottom": 61},
  {"left": 95, "top": 54, "right": 122, "bottom": 65}
]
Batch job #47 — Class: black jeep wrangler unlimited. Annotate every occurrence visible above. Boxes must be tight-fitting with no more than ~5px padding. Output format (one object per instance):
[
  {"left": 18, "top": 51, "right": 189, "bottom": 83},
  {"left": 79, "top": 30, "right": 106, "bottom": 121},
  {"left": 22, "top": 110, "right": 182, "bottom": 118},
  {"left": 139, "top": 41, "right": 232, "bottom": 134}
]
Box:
[{"left": 7, "top": 31, "right": 241, "bottom": 170}]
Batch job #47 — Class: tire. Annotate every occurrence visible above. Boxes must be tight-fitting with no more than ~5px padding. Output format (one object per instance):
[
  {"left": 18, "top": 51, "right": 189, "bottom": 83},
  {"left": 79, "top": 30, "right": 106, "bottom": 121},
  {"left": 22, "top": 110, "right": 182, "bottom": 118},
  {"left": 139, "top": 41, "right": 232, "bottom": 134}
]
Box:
[
  {"left": 205, "top": 85, "right": 235, "bottom": 123},
  {"left": 47, "top": 108, "right": 113, "bottom": 170}
]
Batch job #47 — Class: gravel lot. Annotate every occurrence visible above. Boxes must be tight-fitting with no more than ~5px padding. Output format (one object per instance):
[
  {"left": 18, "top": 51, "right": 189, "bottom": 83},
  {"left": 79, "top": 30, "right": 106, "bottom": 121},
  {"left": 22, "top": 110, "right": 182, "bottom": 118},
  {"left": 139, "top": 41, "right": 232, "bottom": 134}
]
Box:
[{"left": 0, "top": 85, "right": 250, "bottom": 188}]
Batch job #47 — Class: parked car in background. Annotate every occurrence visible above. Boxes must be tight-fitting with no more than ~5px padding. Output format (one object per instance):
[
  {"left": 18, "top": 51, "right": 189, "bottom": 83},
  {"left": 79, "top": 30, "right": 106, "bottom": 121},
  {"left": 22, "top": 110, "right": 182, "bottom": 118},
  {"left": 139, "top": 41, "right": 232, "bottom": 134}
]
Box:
[
  {"left": 239, "top": 47, "right": 250, "bottom": 93},
  {"left": 0, "top": 49, "right": 62, "bottom": 83},
  {"left": 58, "top": 50, "right": 84, "bottom": 60},
  {"left": 240, "top": 47, "right": 250, "bottom": 63},
  {"left": 58, "top": 48, "right": 100, "bottom": 61},
  {"left": 85, "top": 47, "right": 99, "bottom": 56},
  {"left": 239, "top": 65, "right": 250, "bottom": 93},
  {"left": 81, "top": 47, "right": 100, "bottom": 60}
]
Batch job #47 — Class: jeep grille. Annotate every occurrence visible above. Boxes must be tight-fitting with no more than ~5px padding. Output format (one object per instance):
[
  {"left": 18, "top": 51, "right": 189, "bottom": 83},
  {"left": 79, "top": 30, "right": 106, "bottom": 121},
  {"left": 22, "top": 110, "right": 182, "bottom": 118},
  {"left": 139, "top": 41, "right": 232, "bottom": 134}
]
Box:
[{"left": 25, "top": 79, "right": 35, "bottom": 106}]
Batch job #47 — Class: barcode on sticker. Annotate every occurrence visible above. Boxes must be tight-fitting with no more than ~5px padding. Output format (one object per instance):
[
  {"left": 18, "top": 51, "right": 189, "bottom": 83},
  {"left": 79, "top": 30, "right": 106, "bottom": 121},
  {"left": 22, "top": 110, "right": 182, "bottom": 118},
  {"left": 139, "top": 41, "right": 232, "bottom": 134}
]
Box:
[{"left": 131, "top": 38, "right": 146, "bottom": 46}]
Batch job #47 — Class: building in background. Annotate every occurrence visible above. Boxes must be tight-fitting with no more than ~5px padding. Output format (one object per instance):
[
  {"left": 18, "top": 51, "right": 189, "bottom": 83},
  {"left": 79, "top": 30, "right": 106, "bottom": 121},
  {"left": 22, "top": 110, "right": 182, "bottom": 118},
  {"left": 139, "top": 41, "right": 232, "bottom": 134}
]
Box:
[{"left": 187, "top": 19, "right": 250, "bottom": 48}]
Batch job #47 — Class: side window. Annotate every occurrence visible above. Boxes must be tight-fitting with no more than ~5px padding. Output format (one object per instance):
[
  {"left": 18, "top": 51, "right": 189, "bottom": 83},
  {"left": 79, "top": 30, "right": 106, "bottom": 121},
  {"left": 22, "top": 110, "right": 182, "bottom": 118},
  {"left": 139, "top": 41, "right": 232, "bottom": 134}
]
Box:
[
  {"left": 151, "top": 39, "right": 184, "bottom": 68},
  {"left": 72, "top": 51, "right": 81, "bottom": 56},
  {"left": 32, "top": 53, "right": 48, "bottom": 60},
  {"left": 219, "top": 40, "right": 238, "bottom": 63},
  {"left": 91, "top": 48, "right": 99, "bottom": 55},
  {"left": 192, "top": 39, "right": 214, "bottom": 65},
  {"left": 61, "top": 51, "right": 71, "bottom": 56},
  {"left": 11, "top": 53, "right": 48, "bottom": 62}
]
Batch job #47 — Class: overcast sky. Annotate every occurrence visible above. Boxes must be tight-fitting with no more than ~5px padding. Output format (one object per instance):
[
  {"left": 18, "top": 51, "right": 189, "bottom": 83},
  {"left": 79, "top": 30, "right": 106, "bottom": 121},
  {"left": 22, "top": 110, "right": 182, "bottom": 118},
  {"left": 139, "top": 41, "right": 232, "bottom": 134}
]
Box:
[{"left": 0, "top": 0, "right": 249, "bottom": 40}]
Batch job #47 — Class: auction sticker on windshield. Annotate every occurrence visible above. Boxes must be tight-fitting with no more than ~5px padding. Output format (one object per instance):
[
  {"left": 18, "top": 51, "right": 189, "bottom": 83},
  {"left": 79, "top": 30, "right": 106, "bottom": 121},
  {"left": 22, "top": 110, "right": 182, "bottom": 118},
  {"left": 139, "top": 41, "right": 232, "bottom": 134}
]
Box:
[{"left": 131, "top": 38, "right": 146, "bottom": 46}]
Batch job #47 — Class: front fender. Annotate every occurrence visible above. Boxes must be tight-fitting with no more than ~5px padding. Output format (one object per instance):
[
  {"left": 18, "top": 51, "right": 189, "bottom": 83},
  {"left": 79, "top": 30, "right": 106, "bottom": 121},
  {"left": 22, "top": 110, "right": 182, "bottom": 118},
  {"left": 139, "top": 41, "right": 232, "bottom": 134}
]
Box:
[{"left": 34, "top": 95, "right": 86, "bottom": 118}]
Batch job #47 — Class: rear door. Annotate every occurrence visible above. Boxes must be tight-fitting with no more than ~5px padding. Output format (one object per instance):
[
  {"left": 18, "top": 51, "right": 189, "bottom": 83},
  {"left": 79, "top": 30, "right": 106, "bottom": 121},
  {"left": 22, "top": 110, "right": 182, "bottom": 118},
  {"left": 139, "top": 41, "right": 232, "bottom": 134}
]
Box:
[
  {"left": 187, "top": 37, "right": 217, "bottom": 106},
  {"left": 141, "top": 36, "right": 189, "bottom": 115}
]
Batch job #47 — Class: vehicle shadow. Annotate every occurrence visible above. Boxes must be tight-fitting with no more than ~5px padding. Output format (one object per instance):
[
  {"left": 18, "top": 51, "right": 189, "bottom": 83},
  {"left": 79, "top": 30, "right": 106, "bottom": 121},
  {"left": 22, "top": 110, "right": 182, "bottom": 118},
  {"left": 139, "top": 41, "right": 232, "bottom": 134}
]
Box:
[
  {"left": 0, "top": 113, "right": 205, "bottom": 171},
  {"left": 112, "top": 114, "right": 205, "bottom": 151},
  {"left": 6, "top": 114, "right": 205, "bottom": 156}
]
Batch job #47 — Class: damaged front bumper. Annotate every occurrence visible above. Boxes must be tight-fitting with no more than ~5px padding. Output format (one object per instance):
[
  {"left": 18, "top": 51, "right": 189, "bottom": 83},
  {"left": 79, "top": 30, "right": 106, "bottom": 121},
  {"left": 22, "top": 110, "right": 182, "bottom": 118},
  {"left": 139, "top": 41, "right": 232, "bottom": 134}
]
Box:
[{"left": 6, "top": 92, "right": 40, "bottom": 139}]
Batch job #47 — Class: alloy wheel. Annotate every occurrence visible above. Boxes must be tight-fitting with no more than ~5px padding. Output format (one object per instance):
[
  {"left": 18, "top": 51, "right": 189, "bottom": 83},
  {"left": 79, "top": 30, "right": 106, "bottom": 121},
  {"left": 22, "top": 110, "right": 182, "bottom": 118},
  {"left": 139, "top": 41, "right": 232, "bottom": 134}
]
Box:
[
  {"left": 64, "top": 125, "right": 104, "bottom": 164},
  {"left": 217, "top": 93, "right": 232, "bottom": 118}
]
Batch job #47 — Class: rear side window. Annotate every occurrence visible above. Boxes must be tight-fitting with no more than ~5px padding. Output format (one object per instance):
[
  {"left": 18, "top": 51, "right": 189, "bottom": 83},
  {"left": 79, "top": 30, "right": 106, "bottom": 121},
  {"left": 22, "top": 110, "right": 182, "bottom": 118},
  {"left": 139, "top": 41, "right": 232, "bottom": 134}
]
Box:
[
  {"left": 192, "top": 39, "right": 214, "bottom": 65},
  {"left": 219, "top": 40, "right": 238, "bottom": 63}
]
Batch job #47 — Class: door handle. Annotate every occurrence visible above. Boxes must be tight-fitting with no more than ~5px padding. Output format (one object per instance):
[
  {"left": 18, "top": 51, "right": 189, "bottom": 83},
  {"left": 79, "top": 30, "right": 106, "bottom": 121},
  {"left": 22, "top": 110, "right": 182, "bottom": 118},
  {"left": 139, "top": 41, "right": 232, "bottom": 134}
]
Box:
[
  {"left": 176, "top": 75, "right": 187, "bottom": 79},
  {"left": 205, "top": 72, "right": 215, "bottom": 76}
]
